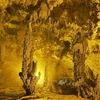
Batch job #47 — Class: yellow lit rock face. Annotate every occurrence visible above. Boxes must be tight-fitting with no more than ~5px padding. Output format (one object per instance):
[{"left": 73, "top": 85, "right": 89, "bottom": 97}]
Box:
[
  {"left": 0, "top": 0, "right": 9, "bottom": 10},
  {"left": 85, "top": 39, "right": 100, "bottom": 77},
  {"left": 0, "top": 0, "right": 100, "bottom": 90}
]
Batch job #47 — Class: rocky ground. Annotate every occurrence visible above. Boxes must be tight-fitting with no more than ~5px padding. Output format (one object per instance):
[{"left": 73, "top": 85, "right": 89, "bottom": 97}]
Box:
[
  {"left": 0, "top": 86, "right": 88, "bottom": 100},
  {"left": 0, "top": 86, "right": 24, "bottom": 100}
]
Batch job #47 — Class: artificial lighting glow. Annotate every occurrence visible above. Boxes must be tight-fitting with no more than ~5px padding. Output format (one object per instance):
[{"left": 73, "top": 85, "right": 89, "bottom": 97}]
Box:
[
  {"left": 35, "top": 70, "right": 44, "bottom": 86},
  {"left": 35, "top": 72, "right": 39, "bottom": 76},
  {"left": 33, "top": 56, "right": 46, "bottom": 86}
]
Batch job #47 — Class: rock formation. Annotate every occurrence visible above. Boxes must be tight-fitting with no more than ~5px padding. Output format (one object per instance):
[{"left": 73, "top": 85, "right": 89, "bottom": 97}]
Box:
[{"left": 0, "top": 0, "right": 100, "bottom": 99}]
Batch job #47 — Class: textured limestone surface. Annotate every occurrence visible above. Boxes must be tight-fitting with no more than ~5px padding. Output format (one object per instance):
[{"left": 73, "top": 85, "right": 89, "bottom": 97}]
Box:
[{"left": 0, "top": 0, "right": 100, "bottom": 99}]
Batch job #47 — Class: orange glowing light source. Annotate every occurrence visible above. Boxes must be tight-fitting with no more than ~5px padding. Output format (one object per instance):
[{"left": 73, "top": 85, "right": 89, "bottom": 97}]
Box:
[
  {"left": 35, "top": 71, "right": 44, "bottom": 86},
  {"left": 35, "top": 72, "right": 39, "bottom": 76}
]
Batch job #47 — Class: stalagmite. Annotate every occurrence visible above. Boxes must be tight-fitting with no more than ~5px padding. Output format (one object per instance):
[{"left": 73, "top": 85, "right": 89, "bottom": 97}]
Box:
[{"left": 19, "top": 16, "right": 40, "bottom": 95}]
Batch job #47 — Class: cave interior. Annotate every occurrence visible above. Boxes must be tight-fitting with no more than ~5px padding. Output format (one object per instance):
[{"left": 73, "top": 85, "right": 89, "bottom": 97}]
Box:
[{"left": 0, "top": 0, "right": 100, "bottom": 100}]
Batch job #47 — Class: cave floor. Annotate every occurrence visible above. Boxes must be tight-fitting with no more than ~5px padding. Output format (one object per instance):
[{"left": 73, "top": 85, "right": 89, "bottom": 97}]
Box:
[{"left": 0, "top": 87, "right": 88, "bottom": 100}]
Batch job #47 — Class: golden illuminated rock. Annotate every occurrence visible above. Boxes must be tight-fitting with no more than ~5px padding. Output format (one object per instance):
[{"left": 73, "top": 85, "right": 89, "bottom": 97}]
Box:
[{"left": 0, "top": 0, "right": 100, "bottom": 99}]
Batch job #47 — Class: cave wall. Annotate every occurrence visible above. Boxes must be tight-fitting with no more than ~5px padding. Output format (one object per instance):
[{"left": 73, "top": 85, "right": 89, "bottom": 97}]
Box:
[
  {"left": 0, "top": 0, "right": 100, "bottom": 87},
  {"left": 0, "top": 34, "right": 23, "bottom": 86}
]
